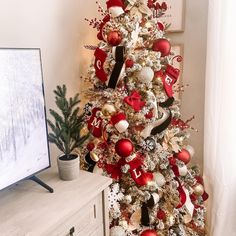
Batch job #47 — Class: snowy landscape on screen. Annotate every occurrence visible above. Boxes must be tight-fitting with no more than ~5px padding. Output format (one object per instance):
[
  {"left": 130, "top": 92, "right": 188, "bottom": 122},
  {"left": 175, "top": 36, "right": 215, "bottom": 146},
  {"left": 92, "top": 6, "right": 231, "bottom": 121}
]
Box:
[{"left": 0, "top": 49, "right": 50, "bottom": 190}]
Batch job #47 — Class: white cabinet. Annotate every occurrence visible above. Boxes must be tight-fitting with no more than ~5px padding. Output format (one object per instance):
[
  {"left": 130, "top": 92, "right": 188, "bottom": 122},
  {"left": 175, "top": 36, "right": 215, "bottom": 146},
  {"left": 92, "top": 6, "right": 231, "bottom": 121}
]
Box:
[{"left": 0, "top": 170, "right": 112, "bottom": 236}]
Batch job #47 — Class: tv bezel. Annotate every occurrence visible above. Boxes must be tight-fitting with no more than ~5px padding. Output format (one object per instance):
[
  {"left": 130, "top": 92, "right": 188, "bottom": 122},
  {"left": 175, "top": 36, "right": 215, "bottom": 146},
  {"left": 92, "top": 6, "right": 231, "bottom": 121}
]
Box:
[{"left": 0, "top": 47, "right": 51, "bottom": 191}]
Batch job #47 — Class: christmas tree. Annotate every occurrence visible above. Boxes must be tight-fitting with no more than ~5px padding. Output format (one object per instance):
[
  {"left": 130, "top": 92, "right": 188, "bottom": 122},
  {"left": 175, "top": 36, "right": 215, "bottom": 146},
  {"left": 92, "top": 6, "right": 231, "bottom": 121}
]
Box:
[{"left": 81, "top": 1, "right": 208, "bottom": 235}]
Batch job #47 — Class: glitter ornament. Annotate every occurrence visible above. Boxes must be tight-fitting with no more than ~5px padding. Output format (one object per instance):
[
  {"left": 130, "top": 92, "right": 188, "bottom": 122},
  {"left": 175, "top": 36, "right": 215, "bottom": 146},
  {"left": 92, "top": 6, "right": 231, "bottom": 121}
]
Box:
[
  {"left": 185, "top": 145, "right": 195, "bottom": 157},
  {"left": 153, "top": 172, "right": 166, "bottom": 187},
  {"left": 178, "top": 164, "right": 188, "bottom": 176},
  {"left": 115, "top": 139, "right": 134, "bottom": 157},
  {"left": 152, "top": 38, "right": 171, "bottom": 57},
  {"left": 193, "top": 183, "right": 204, "bottom": 196},
  {"left": 175, "top": 149, "right": 191, "bottom": 164},
  {"left": 138, "top": 67, "right": 154, "bottom": 84},
  {"left": 142, "top": 137, "right": 156, "bottom": 151},
  {"left": 107, "top": 31, "right": 122, "bottom": 46},
  {"left": 140, "top": 229, "right": 158, "bottom": 236}
]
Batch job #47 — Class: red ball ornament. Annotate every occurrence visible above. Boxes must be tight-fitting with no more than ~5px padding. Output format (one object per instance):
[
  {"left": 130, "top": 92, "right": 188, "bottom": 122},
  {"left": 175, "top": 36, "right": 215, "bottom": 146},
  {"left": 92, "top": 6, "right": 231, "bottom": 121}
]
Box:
[
  {"left": 115, "top": 139, "right": 134, "bottom": 157},
  {"left": 152, "top": 38, "right": 171, "bottom": 57},
  {"left": 157, "top": 209, "right": 166, "bottom": 220},
  {"left": 107, "top": 31, "right": 122, "bottom": 46},
  {"left": 140, "top": 229, "right": 158, "bottom": 236},
  {"left": 125, "top": 59, "right": 134, "bottom": 68},
  {"left": 175, "top": 149, "right": 191, "bottom": 164}
]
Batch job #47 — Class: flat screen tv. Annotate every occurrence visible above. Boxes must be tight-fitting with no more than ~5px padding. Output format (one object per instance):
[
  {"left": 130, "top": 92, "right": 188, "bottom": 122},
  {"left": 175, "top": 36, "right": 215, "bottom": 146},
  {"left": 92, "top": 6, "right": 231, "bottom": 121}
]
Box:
[{"left": 0, "top": 48, "right": 50, "bottom": 191}]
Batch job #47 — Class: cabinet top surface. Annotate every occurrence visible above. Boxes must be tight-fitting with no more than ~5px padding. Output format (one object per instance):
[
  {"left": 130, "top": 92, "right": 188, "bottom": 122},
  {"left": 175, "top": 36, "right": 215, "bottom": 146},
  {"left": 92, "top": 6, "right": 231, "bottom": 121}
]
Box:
[{"left": 0, "top": 169, "right": 112, "bottom": 235}]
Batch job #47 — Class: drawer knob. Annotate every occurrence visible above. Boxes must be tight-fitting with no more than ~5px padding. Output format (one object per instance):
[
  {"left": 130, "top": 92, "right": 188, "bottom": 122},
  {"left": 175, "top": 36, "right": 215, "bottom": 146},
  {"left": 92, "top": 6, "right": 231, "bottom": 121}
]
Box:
[{"left": 69, "top": 227, "right": 75, "bottom": 236}]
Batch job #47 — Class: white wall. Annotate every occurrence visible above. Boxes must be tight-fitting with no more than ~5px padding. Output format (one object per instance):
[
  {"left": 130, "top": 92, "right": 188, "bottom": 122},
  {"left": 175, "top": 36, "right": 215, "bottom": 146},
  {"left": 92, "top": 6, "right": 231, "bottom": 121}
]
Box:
[
  {"left": 169, "top": 0, "right": 208, "bottom": 168},
  {"left": 0, "top": 0, "right": 101, "bottom": 163},
  {"left": 0, "top": 0, "right": 208, "bottom": 167}
]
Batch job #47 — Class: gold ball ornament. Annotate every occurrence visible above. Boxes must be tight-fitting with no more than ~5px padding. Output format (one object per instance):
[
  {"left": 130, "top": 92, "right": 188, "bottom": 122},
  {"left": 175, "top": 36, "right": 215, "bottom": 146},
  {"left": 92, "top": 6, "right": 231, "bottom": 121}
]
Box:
[
  {"left": 102, "top": 103, "right": 116, "bottom": 117},
  {"left": 193, "top": 183, "right": 204, "bottom": 196}
]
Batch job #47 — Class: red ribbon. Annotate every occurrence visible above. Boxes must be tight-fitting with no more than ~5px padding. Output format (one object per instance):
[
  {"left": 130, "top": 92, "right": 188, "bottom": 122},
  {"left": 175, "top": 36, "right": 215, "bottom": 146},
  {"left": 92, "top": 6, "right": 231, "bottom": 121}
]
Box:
[
  {"left": 124, "top": 91, "right": 146, "bottom": 112},
  {"left": 176, "top": 178, "right": 187, "bottom": 208}
]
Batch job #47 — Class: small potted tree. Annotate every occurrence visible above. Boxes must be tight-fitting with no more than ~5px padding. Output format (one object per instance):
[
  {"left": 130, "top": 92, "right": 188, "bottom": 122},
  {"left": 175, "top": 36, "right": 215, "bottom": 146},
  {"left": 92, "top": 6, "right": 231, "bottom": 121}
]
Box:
[{"left": 47, "top": 85, "right": 89, "bottom": 180}]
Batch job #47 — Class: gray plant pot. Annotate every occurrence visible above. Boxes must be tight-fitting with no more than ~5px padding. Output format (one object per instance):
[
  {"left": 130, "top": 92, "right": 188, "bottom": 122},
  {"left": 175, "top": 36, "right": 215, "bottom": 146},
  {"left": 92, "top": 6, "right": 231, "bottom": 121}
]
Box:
[{"left": 57, "top": 154, "right": 80, "bottom": 181}]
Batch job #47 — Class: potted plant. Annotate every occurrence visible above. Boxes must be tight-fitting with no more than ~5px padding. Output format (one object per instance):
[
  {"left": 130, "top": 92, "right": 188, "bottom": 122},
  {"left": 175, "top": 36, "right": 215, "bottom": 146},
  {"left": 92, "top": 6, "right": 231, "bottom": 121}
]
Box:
[{"left": 47, "top": 85, "right": 89, "bottom": 180}]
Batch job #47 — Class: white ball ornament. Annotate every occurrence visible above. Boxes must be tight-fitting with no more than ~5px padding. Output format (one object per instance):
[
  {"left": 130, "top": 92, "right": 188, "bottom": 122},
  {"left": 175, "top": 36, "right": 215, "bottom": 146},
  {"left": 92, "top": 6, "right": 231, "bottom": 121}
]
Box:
[
  {"left": 138, "top": 67, "right": 154, "bottom": 84},
  {"left": 153, "top": 172, "right": 166, "bottom": 187},
  {"left": 185, "top": 145, "right": 195, "bottom": 157},
  {"left": 178, "top": 165, "right": 188, "bottom": 176},
  {"left": 110, "top": 226, "right": 126, "bottom": 236}
]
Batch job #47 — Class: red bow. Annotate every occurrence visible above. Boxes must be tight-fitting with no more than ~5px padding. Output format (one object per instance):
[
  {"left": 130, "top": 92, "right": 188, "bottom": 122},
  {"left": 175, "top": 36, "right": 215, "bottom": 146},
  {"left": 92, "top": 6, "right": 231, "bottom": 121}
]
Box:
[{"left": 124, "top": 91, "right": 146, "bottom": 112}]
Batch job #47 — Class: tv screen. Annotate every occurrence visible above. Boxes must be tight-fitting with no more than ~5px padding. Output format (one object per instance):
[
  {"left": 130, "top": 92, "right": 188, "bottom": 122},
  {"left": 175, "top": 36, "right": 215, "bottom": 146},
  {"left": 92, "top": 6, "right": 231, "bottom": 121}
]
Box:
[{"left": 0, "top": 48, "right": 50, "bottom": 191}]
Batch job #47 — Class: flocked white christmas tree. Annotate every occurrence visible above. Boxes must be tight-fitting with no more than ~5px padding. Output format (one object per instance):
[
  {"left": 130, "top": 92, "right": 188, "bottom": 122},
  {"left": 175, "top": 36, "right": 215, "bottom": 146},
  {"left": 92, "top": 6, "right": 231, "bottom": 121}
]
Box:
[{"left": 81, "top": 1, "right": 208, "bottom": 235}]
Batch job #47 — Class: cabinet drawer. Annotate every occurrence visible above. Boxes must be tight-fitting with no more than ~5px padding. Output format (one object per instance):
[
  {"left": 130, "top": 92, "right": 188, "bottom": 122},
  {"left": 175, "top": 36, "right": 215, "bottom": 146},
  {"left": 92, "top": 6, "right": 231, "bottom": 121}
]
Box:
[
  {"left": 48, "top": 193, "right": 104, "bottom": 236},
  {"left": 89, "top": 225, "right": 104, "bottom": 236}
]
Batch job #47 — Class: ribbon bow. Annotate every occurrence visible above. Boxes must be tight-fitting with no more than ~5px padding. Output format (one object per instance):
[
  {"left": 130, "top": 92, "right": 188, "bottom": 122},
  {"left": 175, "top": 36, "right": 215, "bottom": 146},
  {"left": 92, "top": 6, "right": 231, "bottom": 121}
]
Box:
[{"left": 124, "top": 90, "right": 146, "bottom": 112}]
